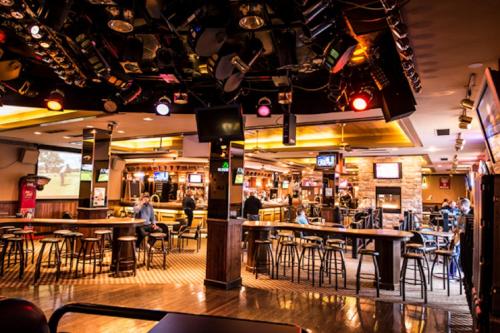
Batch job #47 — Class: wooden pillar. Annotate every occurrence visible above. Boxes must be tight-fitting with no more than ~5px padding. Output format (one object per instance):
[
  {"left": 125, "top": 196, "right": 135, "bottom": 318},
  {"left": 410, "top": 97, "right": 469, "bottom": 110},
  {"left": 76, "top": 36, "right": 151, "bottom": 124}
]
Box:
[
  {"left": 77, "top": 128, "right": 111, "bottom": 219},
  {"left": 204, "top": 142, "right": 244, "bottom": 289}
]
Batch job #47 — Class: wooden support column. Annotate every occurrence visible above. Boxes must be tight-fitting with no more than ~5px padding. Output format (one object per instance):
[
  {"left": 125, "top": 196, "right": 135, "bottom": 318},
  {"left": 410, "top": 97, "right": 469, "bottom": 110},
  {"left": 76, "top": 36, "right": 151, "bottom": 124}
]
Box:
[{"left": 204, "top": 142, "right": 244, "bottom": 289}]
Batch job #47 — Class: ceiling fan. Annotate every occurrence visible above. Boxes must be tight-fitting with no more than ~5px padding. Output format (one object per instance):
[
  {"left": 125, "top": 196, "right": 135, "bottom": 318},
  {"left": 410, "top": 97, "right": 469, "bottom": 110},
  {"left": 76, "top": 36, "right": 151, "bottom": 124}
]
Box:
[
  {"left": 331, "top": 123, "right": 369, "bottom": 152},
  {"left": 153, "top": 137, "right": 170, "bottom": 152},
  {"left": 250, "top": 130, "right": 277, "bottom": 154}
]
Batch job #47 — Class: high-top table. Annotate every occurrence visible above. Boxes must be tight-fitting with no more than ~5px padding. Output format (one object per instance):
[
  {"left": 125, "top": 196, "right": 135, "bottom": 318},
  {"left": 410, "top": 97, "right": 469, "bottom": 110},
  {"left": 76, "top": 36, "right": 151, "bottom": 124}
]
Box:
[
  {"left": 243, "top": 221, "right": 413, "bottom": 290},
  {"left": 0, "top": 217, "right": 144, "bottom": 270}
]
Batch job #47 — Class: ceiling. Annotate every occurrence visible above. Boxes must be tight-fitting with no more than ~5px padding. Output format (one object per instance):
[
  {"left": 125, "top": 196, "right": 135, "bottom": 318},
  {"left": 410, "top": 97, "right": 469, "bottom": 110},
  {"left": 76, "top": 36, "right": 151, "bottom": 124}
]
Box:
[{"left": 1, "top": 0, "right": 499, "bottom": 173}]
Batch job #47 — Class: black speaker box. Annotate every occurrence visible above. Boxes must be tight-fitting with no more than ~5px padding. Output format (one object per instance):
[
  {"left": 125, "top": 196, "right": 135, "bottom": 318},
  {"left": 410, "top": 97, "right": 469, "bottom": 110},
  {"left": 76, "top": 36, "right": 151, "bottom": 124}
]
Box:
[{"left": 283, "top": 113, "right": 296, "bottom": 146}]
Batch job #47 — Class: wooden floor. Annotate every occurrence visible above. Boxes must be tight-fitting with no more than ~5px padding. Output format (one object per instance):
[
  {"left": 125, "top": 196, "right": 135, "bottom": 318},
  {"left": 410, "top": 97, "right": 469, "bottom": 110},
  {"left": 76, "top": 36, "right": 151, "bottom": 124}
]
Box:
[{"left": 0, "top": 283, "right": 461, "bottom": 333}]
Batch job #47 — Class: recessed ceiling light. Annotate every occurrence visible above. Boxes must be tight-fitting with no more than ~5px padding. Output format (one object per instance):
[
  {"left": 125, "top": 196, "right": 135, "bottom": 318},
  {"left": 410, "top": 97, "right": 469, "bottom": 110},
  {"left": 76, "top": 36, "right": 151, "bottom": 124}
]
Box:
[
  {"left": 468, "top": 63, "right": 483, "bottom": 69},
  {"left": 437, "top": 164, "right": 443, "bottom": 168},
  {"left": 143, "top": 117, "right": 154, "bottom": 121},
  {"left": 391, "top": 148, "right": 399, "bottom": 151},
  {"left": 117, "top": 130, "right": 125, "bottom": 134},
  {"left": 86, "top": 125, "right": 94, "bottom": 128},
  {"left": 427, "top": 146, "right": 437, "bottom": 152},
  {"left": 34, "top": 131, "right": 42, "bottom": 135},
  {"left": 63, "top": 136, "right": 71, "bottom": 139}
]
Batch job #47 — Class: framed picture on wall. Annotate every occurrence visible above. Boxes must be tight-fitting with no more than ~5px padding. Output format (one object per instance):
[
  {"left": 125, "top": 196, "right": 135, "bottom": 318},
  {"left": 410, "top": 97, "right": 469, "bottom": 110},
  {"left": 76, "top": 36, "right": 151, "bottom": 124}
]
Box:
[{"left": 439, "top": 176, "right": 451, "bottom": 189}]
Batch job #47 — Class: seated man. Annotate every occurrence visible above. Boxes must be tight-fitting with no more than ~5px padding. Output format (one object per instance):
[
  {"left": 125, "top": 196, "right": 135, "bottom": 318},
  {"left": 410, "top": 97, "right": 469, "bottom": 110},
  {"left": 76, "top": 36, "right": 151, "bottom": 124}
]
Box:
[
  {"left": 134, "top": 192, "right": 161, "bottom": 248},
  {"left": 296, "top": 208, "right": 309, "bottom": 225}
]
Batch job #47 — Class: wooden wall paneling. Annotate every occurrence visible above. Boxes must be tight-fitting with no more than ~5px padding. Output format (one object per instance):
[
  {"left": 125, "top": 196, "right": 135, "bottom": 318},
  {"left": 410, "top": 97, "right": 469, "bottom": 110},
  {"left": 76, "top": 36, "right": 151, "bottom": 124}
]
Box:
[{"left": 0, "top": 201, "right": 17, "bottom": 216}]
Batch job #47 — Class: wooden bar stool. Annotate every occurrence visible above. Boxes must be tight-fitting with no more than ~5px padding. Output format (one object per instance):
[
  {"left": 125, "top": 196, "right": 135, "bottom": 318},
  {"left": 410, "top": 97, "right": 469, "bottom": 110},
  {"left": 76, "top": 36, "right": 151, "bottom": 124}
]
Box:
[
  {"left": 94, "top": 229, "right": 113, "bottom": 273},
  {"left": 320, "top": 245, "right": 347, "bottom": 290},
  {"left": 13, "top": 230, "right": 35, "bottom": 266},
  {"left": 114, "top": 236, "right": 137, "bottom": 277},
  {"left": 74, "top": 238, "right": 100, "bottom": 278},
  {"left": 0, "top": 236, "right": 24, "bottom": 279},
  {"left": 355, "top": 249, "right": 380, "bottom": 297},
  {"left": 34, "top": 238, "right": 61, "bottom": 283},
  {"left": 400, "top": 252, "right": 427, "bottom": 303},
  {"left": 147, "top": 233, "right": 167, "bottom": 270},
  {"left": 253, "top": 239, "right": 275, "bottom": 279},
  {"left": 275, "top": 240, "right": 300, "bottom": 282},
  {"left": 298, "top": 242, "right": 322, "bottom": 286},
  {"left": 59, "top": 232, "right": 83, "bottom": 275}
]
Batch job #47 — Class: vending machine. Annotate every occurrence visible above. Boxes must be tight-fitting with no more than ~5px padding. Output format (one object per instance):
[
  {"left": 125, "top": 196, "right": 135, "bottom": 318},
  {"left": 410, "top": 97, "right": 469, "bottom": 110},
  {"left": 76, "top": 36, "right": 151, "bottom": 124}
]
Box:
[{"left": 18, "top": 174, "right": 50, "bottom": 217}]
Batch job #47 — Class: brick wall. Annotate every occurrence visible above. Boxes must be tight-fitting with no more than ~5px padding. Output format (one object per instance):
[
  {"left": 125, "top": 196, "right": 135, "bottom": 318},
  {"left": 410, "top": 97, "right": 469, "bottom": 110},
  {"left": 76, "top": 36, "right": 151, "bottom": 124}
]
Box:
[{"left": 356, "top": 156, "right": 423, "bottom": 226}]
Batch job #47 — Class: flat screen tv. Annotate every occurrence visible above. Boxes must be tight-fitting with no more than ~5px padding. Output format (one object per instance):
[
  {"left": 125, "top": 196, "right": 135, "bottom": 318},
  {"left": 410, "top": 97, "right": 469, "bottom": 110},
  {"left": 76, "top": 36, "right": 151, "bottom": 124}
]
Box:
[
  {"left": 153, "top": 171, "right": 169, "bottom": 182},
  {"left": 475, "top": 68, "right": 500, "bottom": 165},
  {"left": 316, "top": 154, "right": 336, "bottom": 168},
  {"left": 80, "top": 164, "right": 93, "bottom": 181},
  {"left": 97, "top": 168, "right": 109, "bottom": 182},
  {"left": 195, "top": 104, "right": 245, "bottom": 142},
  {"left": 374, "top": 162, "right": 402, "bottom": 179},
  {"left": 282, "top": 180, "right": 289, "bottom": 189},
  {"left": 188, "top": 173, "right": 202, "bottom": 183},
  {"left": 233, "top": 167, "right": 244, "bottom": 185}
]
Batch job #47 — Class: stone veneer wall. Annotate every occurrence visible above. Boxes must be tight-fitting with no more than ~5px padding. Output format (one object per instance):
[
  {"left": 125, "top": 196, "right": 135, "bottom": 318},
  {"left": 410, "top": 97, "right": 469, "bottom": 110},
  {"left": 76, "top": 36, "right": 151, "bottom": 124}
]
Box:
[{"left": 356, "top": 156, "right": 423, "bottom": 226}]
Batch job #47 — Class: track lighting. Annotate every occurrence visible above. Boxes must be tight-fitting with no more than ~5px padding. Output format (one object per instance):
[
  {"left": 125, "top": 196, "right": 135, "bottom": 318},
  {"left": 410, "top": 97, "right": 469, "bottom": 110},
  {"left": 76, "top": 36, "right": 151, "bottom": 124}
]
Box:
[
  {"left": 45, "top": 89, "right": 64, "bottom": 111},
  {"left": 350, "top": 88, "right": 373, "bottom": 111},
  {"left": 238, "top": 3, "right": 266, "bottom": 30},
  {"left": 460, "top": 98, "right": 475, "bottom": 110},
  {"left": 256, "top": 97, "right": 272, "bottom": 117},
  {"left": 459, "top": 112, "right": 472, "bottom": 129},
  {"left": 106, "top": 6, "right": 134, "bottom": 33},
  {"left": 29, "top": 24, "right": 42, "bottom": 39},
  {"left": 155, "top": 96, "right": 171, "bottom": 116}
]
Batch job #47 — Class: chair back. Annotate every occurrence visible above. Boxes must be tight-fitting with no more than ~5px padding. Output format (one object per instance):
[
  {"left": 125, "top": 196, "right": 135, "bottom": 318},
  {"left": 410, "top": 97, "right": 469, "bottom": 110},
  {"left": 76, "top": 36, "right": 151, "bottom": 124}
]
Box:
[
  {"left": 442, "top": 212, "right": 450, "bottom": 232},
  {"left": 0, "top": 298, "right": 49, "bottom": 333}
]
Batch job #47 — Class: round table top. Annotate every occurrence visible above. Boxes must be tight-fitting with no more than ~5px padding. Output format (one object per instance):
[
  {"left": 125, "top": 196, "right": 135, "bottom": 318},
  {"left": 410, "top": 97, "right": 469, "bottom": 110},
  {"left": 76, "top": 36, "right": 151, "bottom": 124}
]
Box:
[{"left": 0, "top": 217, "right": 144, "bottom": 228}]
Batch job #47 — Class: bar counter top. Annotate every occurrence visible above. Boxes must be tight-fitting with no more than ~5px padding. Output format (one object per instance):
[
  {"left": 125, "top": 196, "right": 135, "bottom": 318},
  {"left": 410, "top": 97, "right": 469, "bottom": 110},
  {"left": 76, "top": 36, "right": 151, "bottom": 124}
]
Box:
[
  {"left": 0, "top": 217, "right": 144, "bottom": 227},
  {"left": 120, "top": 200, "right": 207, "bottom": 210}
]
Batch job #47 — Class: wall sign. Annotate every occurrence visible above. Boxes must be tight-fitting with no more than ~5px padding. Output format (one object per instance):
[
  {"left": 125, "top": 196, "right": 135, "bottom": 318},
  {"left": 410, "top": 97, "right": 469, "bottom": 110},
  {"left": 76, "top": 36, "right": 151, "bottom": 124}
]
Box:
[
  {"left": 439, "top": 176, "right": 451, "bottom": 189},
  {"left": 217, "top": 161, "right": 229, "bottom": 173}
]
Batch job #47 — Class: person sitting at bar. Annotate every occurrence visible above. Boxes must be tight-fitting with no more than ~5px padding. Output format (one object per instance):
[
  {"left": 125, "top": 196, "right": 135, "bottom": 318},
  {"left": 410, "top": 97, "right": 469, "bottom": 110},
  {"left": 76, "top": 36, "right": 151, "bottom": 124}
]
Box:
[
  {"left": 458, "top": 198, "right": 474, "bottom": 217},
  {"left": 182, "top": 190, "right": 196, "bottom": 227},
  {"left": 449, "top": 198, "right": 474, "bottom": 279},
  {"left": 134, "top": 192, "right": 161, "bottom": 248},
  {"left": 296, "top": 208, "right": 309, "bottom": 225},
  {"left": 448, "top": 201, "right": 460, "bottom": 216},
  {"left": 441, "top": 198, "right": 450, "bottom": 209},
  {"left": 243, "top": 191, "right": 262, "bottom": 221}
]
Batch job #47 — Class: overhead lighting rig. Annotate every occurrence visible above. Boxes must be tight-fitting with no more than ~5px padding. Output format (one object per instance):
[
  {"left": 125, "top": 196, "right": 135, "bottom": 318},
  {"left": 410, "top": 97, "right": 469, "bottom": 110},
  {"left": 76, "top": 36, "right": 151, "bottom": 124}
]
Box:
[
  {"left": 256, "top": 97, "right": 272, "bottom": 117},
  {"left": 458, "top": 73, "right": 476, "bottom": 129},
  {"left": 238, "top": 3, "right": 266, "bottom": 30},
  {"left": 45, "top": 89, "right": 64, "bottom": 111}
]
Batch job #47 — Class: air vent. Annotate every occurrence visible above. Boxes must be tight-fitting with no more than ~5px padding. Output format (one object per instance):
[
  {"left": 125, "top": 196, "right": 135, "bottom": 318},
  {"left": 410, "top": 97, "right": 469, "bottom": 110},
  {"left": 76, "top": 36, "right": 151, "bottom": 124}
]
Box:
[
  {"left": 436, "top": 129, "right": 450, "bottom": 136},
  {"left": 43, "top": 129, "right": 68, "bottom": 134},
  {"left": 440, "top": 157, "right": 449, "bottom": 161}
]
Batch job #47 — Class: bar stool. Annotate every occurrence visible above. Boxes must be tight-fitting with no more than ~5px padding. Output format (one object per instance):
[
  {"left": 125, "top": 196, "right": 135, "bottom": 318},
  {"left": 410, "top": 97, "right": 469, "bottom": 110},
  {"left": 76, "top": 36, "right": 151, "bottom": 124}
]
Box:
[
  {"left": 275, "top": 240, "right": 300, "bottom": 281},
  {"left": 400, "top": 252, "right": 427, "bottom": 303},
  {"left": 59, "top": 232, "right": 83, "bottom": 275},
  {"left": 430, "top": 245, "right": 462, "bottom": 296},
  {"left": 326, "top": 238, "right": 346, "bottom": 250},
  {"left": 74, "top": 238, "right": 100, "bottom": 278},
  {"left": 0, "top": 226, "right": 15, "bottom": 235},
  {"left": 253, "top": 239, "right": 275, "bottom": 279},
  {"left": 34, "top": 238, "right": 61, "bottom": 283},
  {"left": 94, "top": 229, "right": 113, "bottom": 273},
  {"left": 13, "top": 230, "right": 35, "bottom": 266},
  {"left": 298, "top": 242, "right": 322, "bottom": 286},
  {"left": 275, "top": 232, "right": 294, "bottom": 258},
  {"left": 356, "top": 249, "right": 380, "bottom": 297},
  {"left": 0, "top": 235, "right": 24, "bottom": 279},
  {"left": 147, "top": 233, "right": 167, "bottom": 270},
  {"left": 114, "top": 236, "right": 137, "bottom": 277},
  {"left": 405, "top": 243, "right": 431, "bottom": 285},
  {"left": 53, "top": 229, "right": 72, "bottom": 238},
  {"left": 320, "top": 245, "right": 346, "bottom": 290}
]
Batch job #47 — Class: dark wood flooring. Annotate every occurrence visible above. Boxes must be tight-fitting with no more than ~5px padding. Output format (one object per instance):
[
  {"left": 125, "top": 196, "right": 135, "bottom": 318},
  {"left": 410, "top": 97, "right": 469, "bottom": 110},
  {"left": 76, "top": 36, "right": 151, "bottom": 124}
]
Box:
[{"left": 0, "top": 284, "right": 455, "bottom": 333}]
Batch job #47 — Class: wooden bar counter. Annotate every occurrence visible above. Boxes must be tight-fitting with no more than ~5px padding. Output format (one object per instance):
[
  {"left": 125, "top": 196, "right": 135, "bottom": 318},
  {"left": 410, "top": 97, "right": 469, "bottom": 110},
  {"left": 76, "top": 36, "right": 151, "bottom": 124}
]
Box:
[
  {"left": 243, "top": 221, "right": 413, "bottom": 290},
  {"left": 0, "top": 217, "right": 144, "bottom": 271}
]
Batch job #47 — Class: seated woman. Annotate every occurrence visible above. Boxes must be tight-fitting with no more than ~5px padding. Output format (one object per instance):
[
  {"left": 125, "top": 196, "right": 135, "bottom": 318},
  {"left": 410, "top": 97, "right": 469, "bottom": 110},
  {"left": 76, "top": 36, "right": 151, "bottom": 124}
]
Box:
[{"left": 296, "top": 208, "right": 309, "bottom": 225}]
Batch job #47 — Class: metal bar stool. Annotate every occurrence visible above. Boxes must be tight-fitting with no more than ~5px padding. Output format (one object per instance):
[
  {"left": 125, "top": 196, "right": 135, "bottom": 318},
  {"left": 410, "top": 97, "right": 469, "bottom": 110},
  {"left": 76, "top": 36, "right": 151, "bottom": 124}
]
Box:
[
  {"left": 275, "top": 240, "right": 300, "bottom": 282},
  {"left": 253, "top": 239, "right": 275, "bottom": 279},
  {"left": 298, "top": 242, "right": 322, "bottom": 286},
  {"left": 147, "top": 233, "right": 167, "bottom": 270},
  {"left": 430, "top": 247, "right": 462, "bottom": 296},
  {"left": 94, "top": 229, "right": 113, "bottom": 273},
  {"left": 0, "top": 234, "right": 15, "bottom": 273},
  {"left": 405, "top": 243, "right": 431, "bottom": 285},
  {"left": 13, "top": 230, "right": 35, "bottom": 266},
  {"left": 400, "top": 252, "right": 427, "bottom": 303},
  {"left": 74, "top": 238, "right": 100, "bottom": 278},
  {"left": 0, "top": 226, "right": 15, "bottom": 235},
  {"left": 0, "top": 236, "right": 24, "bottom": 279},
  {"left": 59, "top": 232, "right": 83, "bottom": 275},
  {"left": 114, "top": 236, "right": 137, "bottom": 277},
  {"left": 320, "top": 244, "right": 346, "bottom": 290},
  {"left": 355, "top": 249, "right": 380, "bottom": 297},
  {"left": 34, "top": 238, "right": 62, "bottom": 283}
]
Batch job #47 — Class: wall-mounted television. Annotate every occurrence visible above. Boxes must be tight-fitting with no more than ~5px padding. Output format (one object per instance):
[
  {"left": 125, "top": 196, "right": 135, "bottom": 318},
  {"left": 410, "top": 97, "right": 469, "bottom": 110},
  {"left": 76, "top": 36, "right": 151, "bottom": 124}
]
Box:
[
  {"left": 316, "top": 154, "right": 336, "bottom": 169},
  {"left": 475, "top": 68, "right": 500, "bottom": 165},
  {"left": 97, "top": 168, "right": 109, "bottom": 182},
  {"left": 282, "top": 180, "right": 289, "bottom": 189},
  {"left": 153, "top": 171, "right": 169, "bottom": 182},
  {"left": 195, "top": 104, "right": 245, "bottom": 142},
  {"left": 373, "top": 162, "right": 402, "bottom": 179},
  {"left": 188, "top": 173, "right": 203, "bottom": 183},
  {"left": 80, "top": 164, "right": 93, "bottom": 181}
]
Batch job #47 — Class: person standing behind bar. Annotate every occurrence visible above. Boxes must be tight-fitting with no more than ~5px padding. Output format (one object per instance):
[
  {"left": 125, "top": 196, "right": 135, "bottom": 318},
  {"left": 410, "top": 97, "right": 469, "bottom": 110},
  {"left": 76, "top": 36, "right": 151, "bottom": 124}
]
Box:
[
  {"left": 243, "top": 191, "right": 262, "bottom": 221},
  {"left": 183, "top": 190, "right": 196, "bottom": 227},
  {"left": 134, "top": 192, "right": 160, "bottom": 248}
]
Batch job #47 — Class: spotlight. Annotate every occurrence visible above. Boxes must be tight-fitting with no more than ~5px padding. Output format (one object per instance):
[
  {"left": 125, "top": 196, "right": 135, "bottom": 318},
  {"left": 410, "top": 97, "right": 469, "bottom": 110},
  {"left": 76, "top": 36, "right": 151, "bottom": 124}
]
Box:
[
  {"left": 460, "top": 98, "right": 474, "bottom": 110},
  {"left": 155, "top": 96, "right": 171, "bottom": 116},
  {"left": 45, "top": 89, "right": 64, "bottom": 111},
  {"left": 29, "top": 24, "right": 42, "bottom": 39},
  {"left": 459, "top": 113, "right": 472, "bottom": 129},
  {"left": 173, "top": 91, "right": 188, "bottom": 105},
  {"left": 323, "top": 34, "right": 358, "bottom": 73},
  {"left": 278, "top": 89, "right": 292, "bottom": 105},
  {"left": 350, "top": 89, "right": 373, "bottom": 112},
  {"left": 106, "top": 6, "right": 134, "bottom": 33},
  {"left": 238, "top": 3, "right": 265, "bottom": 30},
  {"left": 103, "top": 96, "right": 119, "bottom": 113},
  {"left": 256, "top": 97, "right": 272, "bottom": 117}
]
